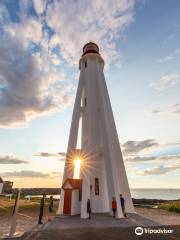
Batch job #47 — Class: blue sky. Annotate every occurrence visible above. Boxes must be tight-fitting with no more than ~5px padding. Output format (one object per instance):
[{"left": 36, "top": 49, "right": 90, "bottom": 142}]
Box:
[{"left": 0, "top": 0, "right": 180, "bottom": 188}]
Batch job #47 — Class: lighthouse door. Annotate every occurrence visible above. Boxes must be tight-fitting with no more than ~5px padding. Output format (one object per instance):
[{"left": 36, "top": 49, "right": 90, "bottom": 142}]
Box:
[{"left": 63, "top": 189, "right": 72, "bottom": 215}]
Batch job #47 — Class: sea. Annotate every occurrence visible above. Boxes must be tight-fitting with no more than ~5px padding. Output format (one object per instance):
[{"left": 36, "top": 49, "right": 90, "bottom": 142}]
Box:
[
  {"left": 130, "top": 189, "right": 180, "bottom": 200},
  {"left": 32, "top": 189, "right": 180, "bottom": 200}
]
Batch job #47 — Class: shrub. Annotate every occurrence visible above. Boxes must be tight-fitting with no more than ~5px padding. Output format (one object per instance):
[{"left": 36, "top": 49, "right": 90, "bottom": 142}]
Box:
[{"left": 159, "top": 201, "right": 180, "bottom": 213}]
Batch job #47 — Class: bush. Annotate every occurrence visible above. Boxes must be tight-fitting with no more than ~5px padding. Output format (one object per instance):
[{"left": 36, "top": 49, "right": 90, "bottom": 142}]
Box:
[{"left": 159, "top": 201, "right": 180, "bottom": 213}]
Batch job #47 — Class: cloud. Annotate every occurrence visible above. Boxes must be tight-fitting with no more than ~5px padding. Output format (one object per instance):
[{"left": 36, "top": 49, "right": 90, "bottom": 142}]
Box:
[
  {"left": 58, "top": 159, "right": 65, "bottom": 162},
  {"left": 122, "top": 139, "right": 158, "bottom": 155},
  {"left": 0, "top": 155, "right": 28, "bottom": 164},
  {"left": 125, "top": 154, "right": 180, "bottom": 162},
  {"left": 0, "top": 3, "right": 10, "bottom": 24},
  {"left": 150, "top": 73, "right": 179, "bottom": 92},
  {"left": 151, "top": 109, "right": 162, "bottom": 114},
  {"left": 123, "top": 139, "right": 180, "bottom": 176},
  {"left": 34, "top": 151, "right": 66, "bottom": 157},
  {"left": 34, "top": 152, "right": 57, "bottom": 157},
  {"left": 126, "top": 157, "right": 180, "bottom": 176},
  {"left": 0, "top": 31, "right": 72, "bottom": 128},
  {"left": 6, "top": 17, "right": 43, "bottom": 46},
  {"left": 0, "top": 0, "right": 137, "bottom": 128},
  {"left": 49, "top": 171, "right": 63, "bottom": 179},
  {"left": 46, "top": 0, "right": 135, "bottom": 66},
  {"left": 34, "top": 151, "right": 66, "bottom": 162},
  {"left": 173, "top": 103, "right": 180, "bottom": 114},
  {"left": 139, "top": 164, "right": 180, "bottom": 175},
  {"left": 57, "top": 152, "right": 66, "bottom": 157},
  {"left": 124, "top": 139, "right": 180, "bottom": 175},
  {"left": 175, "top": 48, "right": 180, "bottom": 54},
  {"left": 33, "top": 0, "right": 46, "bottom": 15},
  {"left": 158, "top": 55, "right": 173, "bottom": 63},
  {"left": 158, "top": 48, "right": 180, "bottom": 63},
  {"left": 1, "top": 170, "right": 49, "bottom": 178},
  {"left": 0, "top": 3, "right": 74, "bottom": 128},
  {"left": 148, "top": 103, "right": 180, "bottom": 116},
  {"left": 144, "top": 107, "right": 168, "bottom": 116},
  {"left": 125, "top": 156, "right": 156, "bottom": 162}
]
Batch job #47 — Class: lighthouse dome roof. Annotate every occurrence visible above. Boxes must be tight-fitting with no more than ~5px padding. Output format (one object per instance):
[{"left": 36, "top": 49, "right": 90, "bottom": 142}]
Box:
[{"left": 82, "top": 42, "right": 99, "bottom": 56}]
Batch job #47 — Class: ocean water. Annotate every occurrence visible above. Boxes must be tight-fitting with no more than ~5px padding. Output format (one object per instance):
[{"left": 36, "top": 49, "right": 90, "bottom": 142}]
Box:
[
  {"left": 29, "top": 189, "right": 180, "bottom": 200},
  {"left": 131, "top": 189, "right": 180, "bottom": 200}
]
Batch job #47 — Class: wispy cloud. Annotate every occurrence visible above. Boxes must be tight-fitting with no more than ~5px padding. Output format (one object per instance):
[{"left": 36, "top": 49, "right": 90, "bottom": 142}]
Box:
[
  {"left": 125, "top": 156, "right": 156, "bottom": 162},
  {"left": 122, "top": 139, "right": 158, "bottom": 155},
  {"left": 174, "top": 48, "right": 180, "bottom": 54},
  {"left": 34, "top": 152, "right": 57, "bottom": 157},
  {"left": 150, "top": 73, "right": 179, "bottom": 92},
  {"left": 0, "top": 155, "right": 28, "bottom": 164},
  {"left": 1, "top": 170, "right": 49, "bottom": 178},
  {"left": 138, "top": 164, "right": 180, "bottom": 175},
  {"left": 34, "top": 151, "right": 66, "bottom": 158},
  {"left": 158, "top": 48, "right": 180, "bottom": 63},
  {"left": 49, "top": 171, "right": 63, "bottom": 179},
  {"left": 151, "top": 109, "right": 162, "bottom": 114},
  {"left": 148, "top": 103, "right": 180, "bottom": 116},
  {"left": 123, "top": 139, "right": 180, "bottom": 176},
  {"left": 173, "top": 103, "right": 180, "bottom": 114},
  {"left": 46, "top": 0, "right": 135, "bottom": 66},
  {"left": 158, "top": 55, "right": 173, "bottom": 63},
  {"left": 125, "top": 154, "right": 180, "bottom": 163}
]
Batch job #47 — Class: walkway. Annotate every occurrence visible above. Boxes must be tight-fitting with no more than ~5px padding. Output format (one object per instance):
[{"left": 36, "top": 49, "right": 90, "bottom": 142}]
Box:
[{"left": 10, "top": 213, "right": 180, "bottom": 240}]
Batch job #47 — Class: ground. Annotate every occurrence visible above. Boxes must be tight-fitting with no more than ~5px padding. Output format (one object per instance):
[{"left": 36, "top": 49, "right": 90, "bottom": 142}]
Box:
[
  {"left": 0, "top": 196, "right": 180, "bottom": 239},
  {"left": 0, "top": 195, "right": 58, "bottom": 237},
  {"left": 13, "top": 214, "right": 180, "bottom": 240}
]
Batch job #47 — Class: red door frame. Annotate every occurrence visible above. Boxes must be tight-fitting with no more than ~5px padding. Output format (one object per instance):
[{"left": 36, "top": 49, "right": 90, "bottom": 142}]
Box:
[{"left": 63, "top": 189, "right": 72, "bottom": 215}]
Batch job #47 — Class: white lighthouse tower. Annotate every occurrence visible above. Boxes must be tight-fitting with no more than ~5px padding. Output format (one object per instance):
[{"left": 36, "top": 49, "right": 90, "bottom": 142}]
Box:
[{"left": 58, "top": 42, "right": 134, "bottom": 218}]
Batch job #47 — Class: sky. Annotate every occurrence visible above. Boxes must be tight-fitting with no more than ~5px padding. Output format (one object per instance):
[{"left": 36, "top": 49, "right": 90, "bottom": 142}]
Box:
[{"left": 0, "top": 0, "right": 180, "bottom": 189}]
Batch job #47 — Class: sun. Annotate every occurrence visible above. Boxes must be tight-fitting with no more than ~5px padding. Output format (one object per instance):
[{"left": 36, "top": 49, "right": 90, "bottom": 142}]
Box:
[
  {"left": 74, "top": 158, "right": 81, "bottom": 167},
  {"left": 73, "top": 158, "right": 81, "bottom": 179}
]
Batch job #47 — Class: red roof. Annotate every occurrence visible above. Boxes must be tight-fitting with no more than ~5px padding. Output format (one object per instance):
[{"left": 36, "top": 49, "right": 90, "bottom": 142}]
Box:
[
  {"left": 62, "top": 178, "right": 82, "bottom": 190},
  {"left": 83, "top": 42, "right": 99, "bottom": 52},
  {"left": 0, "top": 177, "right": 4, "bottom": 183},
  {"left": 82, "top": 42, "right": 99, "bottom": 56}
]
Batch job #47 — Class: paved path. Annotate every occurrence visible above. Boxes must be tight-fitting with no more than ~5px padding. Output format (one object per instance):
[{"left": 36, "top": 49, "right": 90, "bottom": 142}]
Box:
[
  {"left": 21, "top": 226, "right": 180, "bottom": 240},
  {"left": 0, "top": 216, "right": 37, "bottom": 239},
  {"left": 9, "top": 213, "right": 180, "bottom": 240},
  {"left": 38, "top": 213, "right": 160, "bottom": 229}
]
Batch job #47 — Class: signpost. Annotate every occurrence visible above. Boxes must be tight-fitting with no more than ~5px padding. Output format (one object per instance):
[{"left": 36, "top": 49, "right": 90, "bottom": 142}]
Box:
[{"left": 7, "top": 189, "right": 21, "bottom": 238}]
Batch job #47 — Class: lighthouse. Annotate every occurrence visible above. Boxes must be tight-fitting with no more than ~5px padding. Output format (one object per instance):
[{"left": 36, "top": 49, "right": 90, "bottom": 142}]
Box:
[{"left": 58, "top": 42, "right": 135, "bottom": 218}]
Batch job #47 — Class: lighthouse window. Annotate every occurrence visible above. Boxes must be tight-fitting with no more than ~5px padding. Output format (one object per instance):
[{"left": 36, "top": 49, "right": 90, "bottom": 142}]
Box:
[
  {"left": 79, "top": 190, "right": 82, "bottom": 201},
  {"left": 95, "top": 178, "right": 99, "bottom": 195},
  {"left": 84, "top": 98, "right": 86, "bottom": 107},
  {"left": 85, "top": 61, "right": 87, "bottom": 68}
]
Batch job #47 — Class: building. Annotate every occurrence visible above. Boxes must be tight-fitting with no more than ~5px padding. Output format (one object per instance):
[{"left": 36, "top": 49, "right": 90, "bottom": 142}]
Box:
[
  {"left": 0, "top": 177, "right": 13, "bottom": 194},
  {"left": 0, "top": 177, "right": 3, "bottom": 194},
  {"left": 58, "top": 42, "right": 135, "bottom": 218},
  {"left": 62, "top": 179, "right": 82, "bottom": 215},
  {"left": 3, "top": 181, "right": 13, "bottom": 193}
]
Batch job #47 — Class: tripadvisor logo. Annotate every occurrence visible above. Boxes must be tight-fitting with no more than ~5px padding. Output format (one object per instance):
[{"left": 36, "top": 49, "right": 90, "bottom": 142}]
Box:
[
  {"left": 135, "top": 227, "right": 143, "bottom": 235},
  {"left": 135, "top": 227, "right": 174, "bottom": 235}
]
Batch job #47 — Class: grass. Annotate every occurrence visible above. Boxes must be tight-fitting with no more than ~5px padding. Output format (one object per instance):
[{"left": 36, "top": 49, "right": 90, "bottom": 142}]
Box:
[
  {"left": 159, "top": 201, "right": 180, "bottom": 213},
  {"left": 0, "top": 195, "right": 58, "bottom": 218}
]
